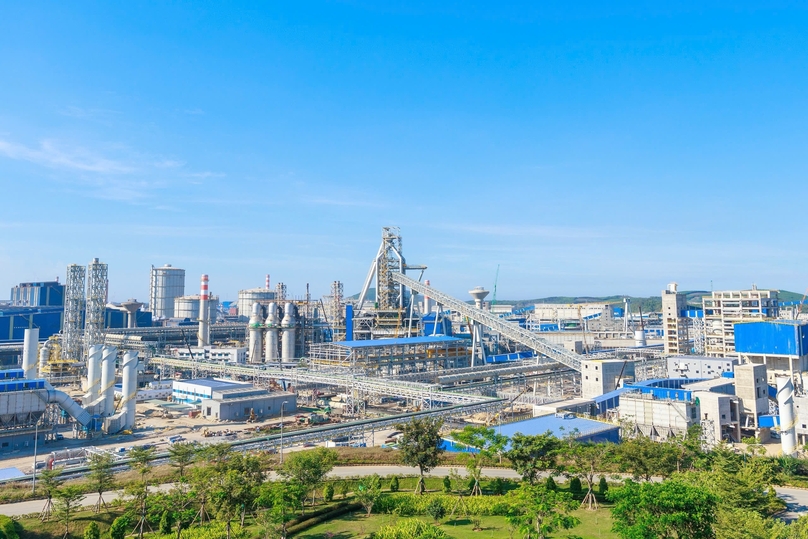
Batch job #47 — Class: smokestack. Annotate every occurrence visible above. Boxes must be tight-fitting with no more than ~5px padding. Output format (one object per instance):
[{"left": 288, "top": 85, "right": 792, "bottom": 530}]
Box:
[
  {"left": 85, "top": 344, "right": 103, "bottom": 402},
  {"left": 248, "top": 302, "right": 264, "bottom": 363},
  {"left": 121, "top": 351, "right": 138, "bottom": 430},
  {"left": 266, "top": 274, "right": 271, "bottom": 290},
  {"left": 197, "top": 274, "right": 210, "bottom": 347},
  {"left": 22, "top": 328, "right": 40, "bottom": 380},
  {"left": 281, "top": 302, "right": 296, "bottom": 362},
  {"left": 777, "top": 376, "right": 797, "bottom": 455},
  {"left": 100, "top": 346, "right": 117, "bottom": 417}
]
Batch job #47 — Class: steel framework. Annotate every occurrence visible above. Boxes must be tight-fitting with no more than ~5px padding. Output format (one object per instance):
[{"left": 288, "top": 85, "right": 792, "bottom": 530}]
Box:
[
  {"left": 84, "top": 258, "right": 108, "bottom": 356},
  {"left": 62, "top": 264, "right": 86, "bottom": 361}
]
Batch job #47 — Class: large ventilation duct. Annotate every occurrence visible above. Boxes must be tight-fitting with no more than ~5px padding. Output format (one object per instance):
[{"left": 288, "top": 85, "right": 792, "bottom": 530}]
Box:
[
  {"left": 265, "top": 302, "right": 280, "bottom": 362},
  {"left": 100, "top": 346, "right": 117, "bottom": 417},
  {"left": 248, "top": 302, "right": 264, "bottom": 363},
  {"left": 121, "top": 351, "right": 139, "bottom": 430},
  {"left": 777, "top": 376, "right": 797, "bottom": 455},
  {"left": 22, "top": 328, "right": 40, "bottom": 380},
  {"left": 281, "top": 302, "right": 296, "bottom": 362},
  {"left": 35, "top": 384, "right": 93, "bottom": 427},
  {"left": 85, "top": 344, "right": 103, "bottom": 403},
  {"left": 197, "top": 274, "right": 210, "bottom": 347}
]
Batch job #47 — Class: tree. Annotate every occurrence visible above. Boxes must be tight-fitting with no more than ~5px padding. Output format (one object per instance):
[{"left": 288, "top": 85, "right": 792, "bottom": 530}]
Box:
[
  {"left": 504, "top": 432, "right": 560, "bottom": 484},
  {"left": 109, "top": 516, "right": 129, "bottom": 539},
  {"left": 507, "top": 483, "right": 579, "bottom": 539},
  {"left": 54, "top": 485, "right": 84, "bottom": 538},
  {"left": 397, "top": 417, "right": 445, "bottom": 495},
  {"left": 390, "top": 476, "right": 399, "bottom": 492},
  {"left": 355, "top": 474, "right": 382, "bottom": 517},
  {"left": 608, "top": 479, "right": 717, "bottom": 539},
  {"left": 83, "top": 522, "right": 100, "bottom": 539},
  {"left": 279, "top": 447, "right": 337, "bottom": 506},
  {"left": 159, "top": 510, "right": 173, "bottom": 535},
  {"left": 442, "top": 476, "right": 452, "bottom": 493},
  {"left": 598, "top": 476, "right": 608, "bottom": 495},
  {"left": 614, "top": 436, "right": 677, "bottom": 481},
  {"left": 87, "top": 452, "right": 115, "bottom": 513},
  {"left": 38, "top": 468, "right": 63, "bottom": 521},
  {"left": 338, "top": 480, "right": 350, "bottom": 499},
  {"left": 451, "top": 425, "right": 507, "bottom": 496},
  {"left": 128, "top": 446, "right": 156, "bottom": 539},
  {"left": 168, "top": 443, "right": 197, "bottom": 484},
  {"left": 209, "top": 452, "right": 265, "bottom": 539},
  {"left": 714, "top": 508, "right": 788, "bottom": 539},
  {"left": 427, "top": 498, "right": 446, "bottom": 524},
  {"left": 565, "top": 442, "right": 611, "bottom": 510},
  {"left": 545, "top": 476, "right": 557, "bottom": 491},
  {"left": 569, "top": 477, "right": 582, "bottom": 496},
  {"left": 323, "top": 483, "right": 334, "bottom": 502}
]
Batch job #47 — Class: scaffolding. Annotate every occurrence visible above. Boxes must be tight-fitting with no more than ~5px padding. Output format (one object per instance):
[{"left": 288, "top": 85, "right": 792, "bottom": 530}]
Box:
[
  {"left": 62, "top": 264, "right": 86, "bottom": 362},
  {"left": 84, "top": 258, "right": 108, "bottom": 356},
  {"left": 275, "top": 282, "right": 287, "bottom": 302}
]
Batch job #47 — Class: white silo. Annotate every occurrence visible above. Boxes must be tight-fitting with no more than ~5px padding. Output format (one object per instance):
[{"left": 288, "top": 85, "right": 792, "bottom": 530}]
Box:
[
  {"left": 634, "top": 330, "right": 647, "bottom": 347},
  {"left": 22, "top": 328, "right": 39, "bottom": 379},
  {"left": 777, "top": 376, "right": 797, "bottom": 455},
  {"left": 149, "top": 264, "right": 185, "bottom": 319},
  {"left": 174, "top": 294, "right": 220, "bottom": 321},
  {"left": 38, "top": 340, "right": 51, "bottom": 377},
  {"left": 237, "top": 288, "right": 276, "bottom": 321},
  {"left": 101, "top": 346, "right": 118, "bottom": 417},
  {"left": 85, "top": 344, "right": 103, "bottom": 403},
  {"left": 248, "top": 303, "right": 264, "bottom": 363},
  {"left": 121, "top": 351, "right": 139, "bottom": 430},
  {"left": 281, "top": 302, "right": 296, "bottom": 362},
  {"left": 265, "top": 302, "right": 280, "bottom": 362}
]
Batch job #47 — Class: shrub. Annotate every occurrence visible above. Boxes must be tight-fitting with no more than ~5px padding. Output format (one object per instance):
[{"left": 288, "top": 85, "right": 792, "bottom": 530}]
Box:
[
  {"left": 390, "top": 476, "right": 399, "bottom": 492},
  {"left": 569, "top": 477, "right": 582, "bottom": 495},
  {"left": 109, "top": 516, "right": 129, "bottom": 539},
  {"left": 0, "top": 516, "right": 19, "bottom": 539},
  {"left": 375, "top": 519, "right": 448, "bottom": 539},
  {"left": 442, "top": 476, "right": 452, "bottom": 493},
  {"left": 84, "top": 522, "right": 100, "bottom": 539},
  {"left": 426, "top": 498, "right": 446, "bottom": 523},
  {"left": 490, "top": 477, "right": 505, "bottom": 495},
  {"left": 545, "top": 476, "right": 557, "bottom": 491},
  {"left": 598, "top": 476, "right": 608, "bottom": 495},
  {"left": 323, "top": 483, "right": 335, "bottom": 502},
  {"left": 339, "top": 480, "right": 350, "bottom": 499},
  {"left": 159, "top": 510, "right": 173, "bottom": 535}
]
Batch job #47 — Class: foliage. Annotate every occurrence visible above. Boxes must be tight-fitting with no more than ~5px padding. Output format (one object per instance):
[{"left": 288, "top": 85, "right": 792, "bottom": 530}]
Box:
[
  {"left": 323, "top": 483, "right": 334, "bottom": 502},
  {"left": 598, "top": 476, "right": 609, "bottom": 495},
  {"left": 506, "top": 483, "right": 579, "bottom": 539},
  {"left": 356, "top": 474, "right": 383, "bottom": 516},
  {"left": 569, "top": 477, "right": 582, "bottom": 495},
  {"left": 279, "top": 447, "right": 337, "bottom": 505},
  {"left": 54, "top": 485, "right": 84, "bottom": 536},
  {"left": 257, "top": 481, "right": 305, "bottom": 539},
  {"left": 491, "top": 477, "right": 505, "bottom": 495},
  {"left": 159, "top": 510, "right": 173, "bottom": 535},
  {"left": 373, "top": 519, "right": 449, "bottom": 539},
  {"left": 564, "top": 442, "right": 611, "bottom": 509},
  {"left": 373, "top": 493, "right": 513, "bottom": 517},
  {"left": 504, "top": 432, "right": 560, "bottom": 484},
  {"left": 714, "top": 508, "right": 788, "bottom": 539},
  {"left": 426, "top": 498, "right": 446, "bottom": 523},
  {"left": 338, "top": 480, "right": 350, "bottom": 499},
  {"left": 397, "top": 417, "right": 445, "bottom": 494},
  {"left": 545, "top": 476, "right": 557, "bottom": 491},
  {"left": 83, "top": 522, "right": 100, "bottom": 539},
  {"left": 390, "top": 476, "right": 399, "bottom": 492},
  {"left": 613, "top": 436, "right": 677, "bottom": 481},
  {"left": 442, "top": 476, "right": 451, "bottom": 493},
  {"left": 608, "top": 478, "right": 717, "bottom": 539},
  {"left": 451, "top": 425, "right": 507, "bottom": 496},
  {"left": 168, "top": 442, "right": 197, "bottom": 481},
  {"left": 88, "top": 453, "right": 116, "bottom": 512},
  {"left": 109, "top": 516, "right": 129, "bottom": 539},
  {"left": 0, "top": 515, "right": 19, "bottom": 539}
]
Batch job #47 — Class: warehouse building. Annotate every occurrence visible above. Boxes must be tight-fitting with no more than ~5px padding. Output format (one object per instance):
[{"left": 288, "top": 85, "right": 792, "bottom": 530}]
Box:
[
  {"left": 172, "top": 378, "right": 247, "bottom": 404},
  {"left": 735, "top": 320, "right": 808, "bottom": 385},
  {"left": 200, "top": 386, "right": 296, "bottom": 421}
]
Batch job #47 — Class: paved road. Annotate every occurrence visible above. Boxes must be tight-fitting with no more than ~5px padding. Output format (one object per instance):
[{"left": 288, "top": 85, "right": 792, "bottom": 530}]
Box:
[{"left": 775, "top": 486, "right": 808, "bottom": 523}]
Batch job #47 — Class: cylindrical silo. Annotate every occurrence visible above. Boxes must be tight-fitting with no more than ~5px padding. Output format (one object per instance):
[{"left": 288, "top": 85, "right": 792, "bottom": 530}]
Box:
[
  {"left": 633, "top": 330, "right": 647, "bottom": 347},
  {"left": 198, "top": 275, "right": 210, "bottom": 347},
  {"left": 149, "top": 264, "right": 185, "bottom": 319},
  {"left": 265, "top": 302, "right": 280, "bottom": 361},
  {"left": 121, "top": 351, "right": 138, "bottom": 430},
  {"left": 101, "top": 346, "right": 118, "bottom": 417},
  {"left": 777, "top": 376, "right": 797, "bottom": 456},
  {"left": 248, "top": 303, "right": 264, "bottom": 363},
  {"left": 86, "top": 344, "right": 103, "bottom": 403},
  {"left": 174, "top": 294, "right": 220, "bottom": 321},
  {"left": 237, "top": 288, "right": 277, "bottom": 322},
  {"left": 281, "top": 302, "right": 296, "bottom": 362},
  {"left": 39, "top": 340, "right": 51, "bottom": 377},
  {"left": 22, "top": 328, "right": 40, "bottom": 380}
]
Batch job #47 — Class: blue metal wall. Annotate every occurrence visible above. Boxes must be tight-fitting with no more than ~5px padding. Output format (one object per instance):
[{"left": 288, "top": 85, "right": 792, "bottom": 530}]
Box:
[
  {"left": 0, "top": 307, "right": 63, "bottom": 342},
  {"left": 734, "top": 320, "right": 808, "bottom": 356}
]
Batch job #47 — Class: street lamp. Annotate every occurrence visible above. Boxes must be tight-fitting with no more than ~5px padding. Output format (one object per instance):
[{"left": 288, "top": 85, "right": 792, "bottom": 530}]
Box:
[{"left": 279, "top": 401, "right": 289, "bottom": 464}]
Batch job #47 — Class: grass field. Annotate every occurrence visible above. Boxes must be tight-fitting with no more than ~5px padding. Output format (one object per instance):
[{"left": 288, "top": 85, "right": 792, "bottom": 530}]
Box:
[{"left": 296, "top": 508, "right": 618, "bottom": 539}]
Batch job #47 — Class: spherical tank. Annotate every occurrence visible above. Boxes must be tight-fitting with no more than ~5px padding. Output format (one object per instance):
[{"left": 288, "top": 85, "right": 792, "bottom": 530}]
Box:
[{"left": 237, "top": 288, "right": 277, "bottom": 321}]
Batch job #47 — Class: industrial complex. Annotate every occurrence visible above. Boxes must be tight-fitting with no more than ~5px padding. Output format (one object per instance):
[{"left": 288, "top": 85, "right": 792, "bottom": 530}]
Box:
[{"left": 0, "top": 225, "right": 806, "bottom": 474}]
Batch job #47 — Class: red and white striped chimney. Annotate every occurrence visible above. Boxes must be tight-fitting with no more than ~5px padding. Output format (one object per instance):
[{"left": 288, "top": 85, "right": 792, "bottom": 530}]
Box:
[
  {"left": 197, "top": 274, "right": 210, "bottom": 347},
  {"left": 265, "top": 274, "right": 271, "bottom": 290}
]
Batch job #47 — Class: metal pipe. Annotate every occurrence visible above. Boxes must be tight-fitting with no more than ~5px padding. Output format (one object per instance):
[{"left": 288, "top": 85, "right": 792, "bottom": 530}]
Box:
[
  {"left": 100, "top": 346, "right": 117, "bottom": 417},
  {"left": 22, "top": 328, "right": 39, "bottom": 380}
]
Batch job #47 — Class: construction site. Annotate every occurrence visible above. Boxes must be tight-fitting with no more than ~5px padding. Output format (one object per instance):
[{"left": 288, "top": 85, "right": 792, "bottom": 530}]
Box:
[{"left": 0, "top": 225, "right": 805, "bottom": 478}]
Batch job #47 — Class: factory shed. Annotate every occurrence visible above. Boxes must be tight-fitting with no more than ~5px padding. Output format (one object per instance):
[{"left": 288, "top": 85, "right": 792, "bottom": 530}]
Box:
[
  {"left": 497, "top": 414, "right": 620, "bottom": 444},
  {"left": 735, "top": 320, "right": 808, "bottom": 356},
  {"left": 200, "top": 386, "right": 295, "bottom": 421},
  {"left": 172, "top": 379, "right": 245, "bottom": 404}
]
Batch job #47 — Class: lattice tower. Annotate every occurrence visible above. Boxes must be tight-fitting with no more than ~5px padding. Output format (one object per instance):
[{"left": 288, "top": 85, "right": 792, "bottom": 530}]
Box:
[
  {"left": 84, "top": 258, "right": 108, "bottom": 355},
  {"left": 377, "top": 226, "right": 404, "bottom": 310},
  {"left": 62, "top": 264, "right": 86, "bottom": 361},
  {"left": 327, "top": 281, "right": 344, "bottom": 325},
  {"left": 275, "top": 282, "right": 287, "bottom": 302}
]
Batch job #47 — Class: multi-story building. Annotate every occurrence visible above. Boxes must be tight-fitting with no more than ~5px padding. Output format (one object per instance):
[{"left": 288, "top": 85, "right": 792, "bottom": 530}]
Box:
[
  {"left": 703, "top": 287, "right": 779, "bottom": 357},
  {"left": 10, "top": 281, "right": 64, "bottom": 307},
  {"left": 734, "top": 320, "right": 808, "bottom": 387},
  {"left": 662, "top": 283, "right": 689, "bottom": 355}
]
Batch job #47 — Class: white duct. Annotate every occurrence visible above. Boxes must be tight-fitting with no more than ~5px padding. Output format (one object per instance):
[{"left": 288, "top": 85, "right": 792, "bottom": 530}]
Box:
[
  {"left": 281, "top": 302, "right": 296, "bottom": 362},
  {"left": 248, "top": 302, "right": 264, "bottom": 363},
  {"left": 197, "top": 274, "right": 210, "bottom": 347},
  {"left": 777, "top": 376, "right": 797, "bottom": 456},
  {"left": 85, "top": 344, "right": 103, "bottom": 403},
  {"left": 37, "top": 384, "right": 93, "bottom": 427},
  {"left": 100, "top": 346, "right": 117, "bottom": 417},
  {"left": 634, "top": 329, "right": 647, "bottom": 347},
  {"left": 121, "top": 351, "right": 139, "bottom": 431},
  {"left": 22, "top": 328, "right": 40, "bottom": 380},
  {"left": 265, "top": 302, "right": 280, "bottom": 362},
  {"left": 38, "top": 340, "right": 51, "bottom": 377}
]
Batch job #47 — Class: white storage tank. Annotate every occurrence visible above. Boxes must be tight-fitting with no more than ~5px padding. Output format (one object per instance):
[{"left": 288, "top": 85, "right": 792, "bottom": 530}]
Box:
[
  {"left": 149, "top": 264, "right": 185, "bottom": 319},
  {"left": 173, "top": 294, "right": 220, "bottom": 322},
  {"left": 237, "top": 288, "right": 276, "bottom": 321}
]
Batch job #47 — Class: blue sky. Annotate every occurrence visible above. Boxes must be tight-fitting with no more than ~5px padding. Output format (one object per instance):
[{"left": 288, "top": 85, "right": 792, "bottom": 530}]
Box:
[{"left": 1, "top": 2, "right": 807, "bottom": 303}]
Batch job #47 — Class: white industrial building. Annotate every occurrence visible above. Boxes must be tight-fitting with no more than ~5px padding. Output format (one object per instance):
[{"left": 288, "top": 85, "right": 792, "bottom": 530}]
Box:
[
  {"left": 581, "top": 359, "right": 634, "bottom": 399},
  {"left": 702, "top": 288, "right": 779, "bottom": 358},
  {"left": 662, "top": 283, "right": 689, "bottom": 355},
  {"left": 667, "top": 356, "right": 738, "bottom": 379},
  {"left": 149, "top": 264, "right": 185, "bottom": 319},
  {"left": 200, "top": 386, "right": 296, "bottom": 421},
  {"left": 172, "top": 378, "right": 249, "bottom": 404},
  {"left": 171, "top": 346, "right": 247, "bottom": 364}
]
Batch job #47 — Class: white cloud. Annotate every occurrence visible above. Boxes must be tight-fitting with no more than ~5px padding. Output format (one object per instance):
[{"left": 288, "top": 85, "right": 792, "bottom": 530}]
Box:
[{"left": 0, "top": 139, "right": 134, "bottom": 173}]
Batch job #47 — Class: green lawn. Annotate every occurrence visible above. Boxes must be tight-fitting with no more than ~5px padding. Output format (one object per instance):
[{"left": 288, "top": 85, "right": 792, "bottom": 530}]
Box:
[{"left": 296, "top": 508, "right": 618, "bottom": 539}]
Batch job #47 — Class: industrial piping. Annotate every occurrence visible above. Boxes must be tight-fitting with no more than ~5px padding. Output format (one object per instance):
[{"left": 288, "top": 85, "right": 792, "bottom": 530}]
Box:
[
  {"left": 281, "top": 302, "right": 296, "bottom": 362},
  {"left": 85, "top": 344, "right": 103, "bottom": 403},
  {"left": 100, "top": 345, "right": 117, "bottom": 417},
  {"left": 777, "top": 375, "right": 797, "bottom": 456},
  {"left": 121, "top": 351, "right": 139, "bottom": 430},
  {"left": 22, "top": 328, "right": 39, "bottom": 380},
  {"left": 265, "top": 302, "right": 280, "bottom": 362},
  {"left": 197, "top": 274, "right": 210, "bottom": 347},
  {"left": 248, "top": 302, "right": 264, "bottom": 363}
]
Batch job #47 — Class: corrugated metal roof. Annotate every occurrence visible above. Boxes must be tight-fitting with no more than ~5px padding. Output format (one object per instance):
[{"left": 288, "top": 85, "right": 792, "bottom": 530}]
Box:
[
  {"left": 332, "top": 336, "right": 465, "bottom": 349},
  {"left": 175, "top": 378, "right": 243, "bottom": 390},
  {"left": 0, "top": 467, "right": 26, "bottom": 481},
  {"left": 496, "top": 415, "right": 618, "bottom": 440}
]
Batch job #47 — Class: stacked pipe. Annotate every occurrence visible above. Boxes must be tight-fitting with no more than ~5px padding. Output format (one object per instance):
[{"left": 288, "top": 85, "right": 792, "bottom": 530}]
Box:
[
  {"left": 100, "top": 346, "right": 117, "bottom": 417},
  {"left": 777, "top": 376, "right": 797, "bottom": 456},
  {"left": 197, "top": 274, "right": 210, "bottom": 347},
  {"left": 22, "top": 328, "right": 40, "bottom": 379},
  {"left": 248, "top": 302, "right": 264, "bottom": 363},
  {"left": 121, "top": 351, "right": 139, "bottom": 430},
  {"left": 281, "top": 302, "right": 296, "bottom": 362},
  {"left": 265, "top": 302, "right": 280, "bottom": 362}
]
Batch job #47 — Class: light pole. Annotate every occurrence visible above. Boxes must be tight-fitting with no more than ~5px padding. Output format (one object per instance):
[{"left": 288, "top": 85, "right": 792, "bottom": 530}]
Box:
[
  {"left": 31, "top": 416, "right": 40, "bottom": 494},
  {"left": 279, "top": 401, "right": 288, "bottom": 464}
]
